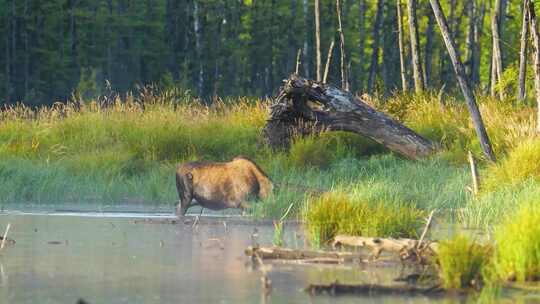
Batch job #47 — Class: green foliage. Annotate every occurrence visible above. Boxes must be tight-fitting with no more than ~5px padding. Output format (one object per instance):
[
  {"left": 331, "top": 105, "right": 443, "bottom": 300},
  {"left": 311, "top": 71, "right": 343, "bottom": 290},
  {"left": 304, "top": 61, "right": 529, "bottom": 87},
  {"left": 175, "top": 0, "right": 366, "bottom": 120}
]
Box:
[
  {"left": 303, "top": 192, "right": 424, "bottom": 244},
  {"left": 437, "top": 235, "right": 492, "bottom": 290},
  {"left": 3, "top": 0, "right": 531, "bottom": 104},
  {"left": 492, "top": 202, "right": 540, "bottom": 282}
]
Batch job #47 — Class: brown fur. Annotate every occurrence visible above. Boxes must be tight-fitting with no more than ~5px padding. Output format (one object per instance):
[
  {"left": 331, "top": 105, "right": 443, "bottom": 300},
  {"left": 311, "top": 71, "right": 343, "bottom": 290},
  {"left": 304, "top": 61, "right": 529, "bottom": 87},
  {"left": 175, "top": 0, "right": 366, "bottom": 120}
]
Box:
[{"left": 175, "top": 156, "right": 273, "bottom": 216}]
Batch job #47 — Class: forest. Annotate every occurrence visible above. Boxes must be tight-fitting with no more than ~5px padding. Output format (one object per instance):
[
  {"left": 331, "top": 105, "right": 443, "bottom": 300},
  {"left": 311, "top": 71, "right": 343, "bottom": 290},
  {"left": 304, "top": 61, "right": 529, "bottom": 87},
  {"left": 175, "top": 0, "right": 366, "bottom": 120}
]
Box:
[{"left": 2, "top": 0, "right": 536, "bottom": 105}]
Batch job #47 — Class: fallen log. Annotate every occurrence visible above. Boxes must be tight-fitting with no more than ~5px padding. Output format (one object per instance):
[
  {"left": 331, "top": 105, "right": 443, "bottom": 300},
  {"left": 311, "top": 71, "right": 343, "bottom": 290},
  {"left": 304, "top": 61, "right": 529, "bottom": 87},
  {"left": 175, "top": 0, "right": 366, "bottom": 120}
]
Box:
[
  {"left": 333, "top": 235, "right": 439, "bottom": 261},
  {"left": 305, "top": 281, "right": 445, "bottom": 296},
  {"left": 262, "top": 74, "right": 436, "bottom": 159},
  {"left": 245, "top": 245, "right": 363, "bottom": 263}
]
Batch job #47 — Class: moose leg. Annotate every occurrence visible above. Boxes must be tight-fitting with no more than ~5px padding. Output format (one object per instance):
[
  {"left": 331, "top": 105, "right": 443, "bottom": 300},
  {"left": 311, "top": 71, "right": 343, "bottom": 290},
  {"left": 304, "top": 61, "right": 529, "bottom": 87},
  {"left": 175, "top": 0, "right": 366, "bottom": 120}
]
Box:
[
  {"left": 176, "top": 192, "right": 193, "bottom": 217},
  {"left": 239, "top": 202, "right": 251, "bottom": 216}
]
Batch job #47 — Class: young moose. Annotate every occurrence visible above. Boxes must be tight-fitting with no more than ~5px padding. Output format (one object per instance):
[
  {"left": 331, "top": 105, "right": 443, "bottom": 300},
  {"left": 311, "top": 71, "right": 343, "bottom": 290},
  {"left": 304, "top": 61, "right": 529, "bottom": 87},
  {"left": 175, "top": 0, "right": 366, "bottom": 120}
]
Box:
[{"left": 175, "top": 156, "right": 273, "bottom": 216}]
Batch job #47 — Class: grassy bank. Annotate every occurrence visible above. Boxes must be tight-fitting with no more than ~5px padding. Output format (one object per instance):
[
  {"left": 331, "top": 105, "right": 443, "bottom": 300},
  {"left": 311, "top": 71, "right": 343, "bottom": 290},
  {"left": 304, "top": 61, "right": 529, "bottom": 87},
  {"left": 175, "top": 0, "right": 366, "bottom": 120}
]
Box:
[{"left": 0, "top": 88, "right": 538, "bottom": 228}]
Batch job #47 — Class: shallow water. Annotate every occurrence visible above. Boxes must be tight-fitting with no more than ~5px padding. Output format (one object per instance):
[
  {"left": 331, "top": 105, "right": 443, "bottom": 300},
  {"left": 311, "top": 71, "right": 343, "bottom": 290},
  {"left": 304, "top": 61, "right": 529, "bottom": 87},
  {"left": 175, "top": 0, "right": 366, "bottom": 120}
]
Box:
[{"left": 0, "top": 211, "right": 528, "bottom": 303}]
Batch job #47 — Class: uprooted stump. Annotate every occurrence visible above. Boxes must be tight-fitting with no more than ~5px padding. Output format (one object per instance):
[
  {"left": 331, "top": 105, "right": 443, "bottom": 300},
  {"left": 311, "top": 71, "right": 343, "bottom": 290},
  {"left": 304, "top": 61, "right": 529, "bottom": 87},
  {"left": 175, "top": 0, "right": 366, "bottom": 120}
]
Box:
[{"left": 262, "top": 74, "right": 436, "bottom": 159}]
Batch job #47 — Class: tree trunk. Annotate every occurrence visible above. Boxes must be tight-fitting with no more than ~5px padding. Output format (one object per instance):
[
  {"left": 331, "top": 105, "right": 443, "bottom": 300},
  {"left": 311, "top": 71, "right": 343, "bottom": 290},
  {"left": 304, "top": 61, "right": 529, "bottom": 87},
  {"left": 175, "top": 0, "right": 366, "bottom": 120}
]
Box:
[
  {"left": 518, "top": 0, "right": 530, "bottom": 101},
  {"left": 5, "top": 0, "right": 11, "bottom": 104},
  {"left": 465, "top": 0, "right": 475, "bottom": 82},
  {"left": 491, "top": 0, "right": 504, "bottom": 99},
  {"left": 106, "top": 0, "right": 113, "bottom": 83},
  {"left": 314, "top": 0, "right": 321, "bottom": 82},
  {"left": 424, "top": 5, "right": 434, "bottom": 88},
  {"left": 397, "top": 0, "right": 408, "bottom": 92},
  {"left": 472, "top": 0, "right": 486, "bottom": 87},
  {"left": 336, "top": 0, "right": 348, "bottom": 91},
  {"left": 407, "top": 0, "right": 424, "bottom": 93},
  {"left": 303, "top": 0, "right": 310, "bottom": 78},
  {"left": 528, "top": 1, "right": 540, "bottom": 132},
  {"left": 357, "top": 0, "right": 366, "bottom": 91},
  {"left": 367, "top": 0, "right": 385, "bottom": 93},
  {"left": 262, "top": 74, "right": 436, "bottom": 160},
  {"left": 323, "top": 40, "right": 335, "bottom": 84},
  {"left": 429, "top": 0, "right": 496, "bottom": 162},
  {"left": 23, "top": 0, "right": 29, "bottom": 98},
  {"left": 193, "top": 1, "right": 203, "bottom": 95}
]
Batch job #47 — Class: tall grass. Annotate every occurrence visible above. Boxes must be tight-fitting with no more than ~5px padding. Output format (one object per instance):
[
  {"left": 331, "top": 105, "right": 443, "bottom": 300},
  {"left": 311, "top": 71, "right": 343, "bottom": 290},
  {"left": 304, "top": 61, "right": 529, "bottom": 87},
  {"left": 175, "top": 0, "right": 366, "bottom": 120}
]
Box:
[
  {"left": 303, "top": 192, "right": 424, "bottom": 244},
  {"left": 0, "top": 87, "right": 538, "bottom": 227},
  {"left": 437, "top": 235, "right": 492, "bottom": 290},
  {"left": 491, "top": 202, "right": 540, "bottom": 282}
]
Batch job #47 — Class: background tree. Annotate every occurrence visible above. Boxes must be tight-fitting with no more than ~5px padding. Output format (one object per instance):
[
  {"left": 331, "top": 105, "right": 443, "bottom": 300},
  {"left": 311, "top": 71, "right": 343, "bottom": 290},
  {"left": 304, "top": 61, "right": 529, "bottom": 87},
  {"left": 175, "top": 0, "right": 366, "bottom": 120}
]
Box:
[
  {"left": 407, "top": 0, "right": 424, "bottom": 92},
  {"left": 0, "top": 0, "right": 530, "bottom": 105},
  {"left": 430, "top": 0, "right": 496, "bottom": 162}
]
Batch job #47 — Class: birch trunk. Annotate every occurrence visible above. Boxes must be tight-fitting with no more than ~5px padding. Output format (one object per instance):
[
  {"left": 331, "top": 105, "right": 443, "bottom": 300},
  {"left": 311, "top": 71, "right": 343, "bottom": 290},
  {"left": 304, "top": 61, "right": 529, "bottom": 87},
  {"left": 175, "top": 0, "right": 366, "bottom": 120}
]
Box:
[
  {"left": 315, "top": 0, "right": 321, "bottom": 81},
  {"left": 357, "top": 0, "right": 366, "bottom": 91},
  {"left": 407, "top": 0, "right": 424, "bottom": 93},
  {"left": 336, "top": 0, "right": 348, "bottom": 91},
  {"left": 528, "top": 1, "right": 540, "bottom": 132},
  {"left": 430, "top": 0, "right": 497, "bottom": 162},
  {"left": 367, "top": 0, "right": 385, "bottom": 93},
  {"left": 397, "top": 0, "right": 408, "bottom": 92},
  {"left": 424, "top": 5, "right": 434, "bottom": 88},
  {"left": 194, "top": 1, "right": 203, "bottom": 95},
  {"left": 5, "top": 0, "right": 11, "bottom": 104},
  {"left": 491, "top": 0, "right": 504, "bottom": 98},
  {"left": 472, "top": 0, "right": 486, "bottom": 87},
  {"left": 518, "top": 0, "right": 530, "bottom": 101},
  {"left": 465, "top": 0, "right": 475, "bottom": 82}
]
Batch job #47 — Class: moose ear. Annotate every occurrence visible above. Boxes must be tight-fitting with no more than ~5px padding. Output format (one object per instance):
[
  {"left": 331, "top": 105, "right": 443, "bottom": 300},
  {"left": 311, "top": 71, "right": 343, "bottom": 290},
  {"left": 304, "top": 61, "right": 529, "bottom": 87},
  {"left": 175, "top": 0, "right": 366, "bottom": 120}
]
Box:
[{"left": 186, "top": 172, "right": 193, "bottom": 180}]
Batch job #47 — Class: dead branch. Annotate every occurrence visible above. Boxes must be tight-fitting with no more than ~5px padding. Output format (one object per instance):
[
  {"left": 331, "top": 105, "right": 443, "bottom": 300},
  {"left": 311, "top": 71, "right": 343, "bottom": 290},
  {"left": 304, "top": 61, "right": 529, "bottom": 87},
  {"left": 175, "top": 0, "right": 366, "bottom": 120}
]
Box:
[
  {"left": 245, "top": 245, "right": 363, "bottom": 263},
  {"left": 332, "top": 235, "right": 439, "bottom": 261},
  {"left": 305, "top": 281, "right": 445, "bottom": 296}
]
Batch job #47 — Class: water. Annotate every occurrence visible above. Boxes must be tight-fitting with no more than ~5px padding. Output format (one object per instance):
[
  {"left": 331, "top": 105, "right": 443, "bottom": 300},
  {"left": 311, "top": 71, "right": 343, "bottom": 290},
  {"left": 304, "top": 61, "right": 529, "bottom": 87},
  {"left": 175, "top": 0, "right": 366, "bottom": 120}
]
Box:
[{"left": 0, "top": 211, "right": 527, "bottom": 303}]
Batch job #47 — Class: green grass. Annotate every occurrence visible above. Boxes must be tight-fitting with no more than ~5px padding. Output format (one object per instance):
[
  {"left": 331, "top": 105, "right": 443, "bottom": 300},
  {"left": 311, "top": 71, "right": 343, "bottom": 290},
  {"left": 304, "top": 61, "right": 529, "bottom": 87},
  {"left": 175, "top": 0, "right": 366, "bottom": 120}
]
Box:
[
  {"left": 482, "top": 138, "right": 540, "bottom": 192},
  {"left": 0, "top": 88, "right": 538, "bottom": 234},
  {"left": 491, "top": 202, "right": 540, "bottom": 282},
  {"left": 303, "top": 192, "right": 425, "bottom": 244},
  {"left": 437, "top": 235, "right": 493, "bottom": 290}
]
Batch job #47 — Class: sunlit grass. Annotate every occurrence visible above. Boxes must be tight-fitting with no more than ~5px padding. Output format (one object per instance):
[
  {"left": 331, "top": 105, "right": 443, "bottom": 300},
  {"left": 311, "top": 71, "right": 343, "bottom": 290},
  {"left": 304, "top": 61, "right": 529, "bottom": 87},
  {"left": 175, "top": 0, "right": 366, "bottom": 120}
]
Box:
[
  {"left": 491, "top": 202, "right": 540, "bottom": 282},
  {"left": 303, "top": 192, "right": 424, "bottom": 244},
  {"left": 437, "top": 235, "right": 492, "bottom": 290},
  {"left": 0, "top": 87, "right": 538, "bottom": 227}
]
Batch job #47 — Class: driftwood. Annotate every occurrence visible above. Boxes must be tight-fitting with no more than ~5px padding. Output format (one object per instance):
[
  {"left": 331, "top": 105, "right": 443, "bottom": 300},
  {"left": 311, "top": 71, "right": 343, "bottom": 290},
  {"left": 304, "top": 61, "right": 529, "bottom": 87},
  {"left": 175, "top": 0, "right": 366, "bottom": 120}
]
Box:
[
  {"left": 306, "top": 281, "right": 445, "bottom": 296},
  {"left": 245, "top": 245, "right": 363, "bottom": 263},
  {"left": 262, "top": 74, "right": 436, "bottom": 160},
  {"left": 333, "top": 235, "right": 439, "bottom": 261}
]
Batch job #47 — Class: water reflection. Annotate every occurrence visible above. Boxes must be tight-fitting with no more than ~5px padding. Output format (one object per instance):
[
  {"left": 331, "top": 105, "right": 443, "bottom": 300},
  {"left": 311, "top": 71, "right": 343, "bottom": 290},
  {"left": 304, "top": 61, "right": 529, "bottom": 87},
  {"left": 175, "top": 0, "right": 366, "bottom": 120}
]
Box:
[{"left": 0, "top": 212, "right": 516, "bottom": 303}]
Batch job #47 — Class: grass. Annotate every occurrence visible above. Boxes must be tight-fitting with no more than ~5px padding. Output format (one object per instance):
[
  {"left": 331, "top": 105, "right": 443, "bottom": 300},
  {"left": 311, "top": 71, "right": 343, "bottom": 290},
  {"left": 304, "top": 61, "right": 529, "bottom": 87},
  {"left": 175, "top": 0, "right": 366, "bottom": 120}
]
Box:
[
  {"left": 303, "top": 192, "right": 425, "bottom": 244},
  {"left": 491, "top": 202, "right": 540, "bottom": 282},
  {"left": 437, "top": 235, "right": 493, "bottom": 290},
  {"left": 0, "top": 86, "right": 538, "bottom": 233},
  {"left": 482, "top": 138, "right": 540, "bottom": 192}
]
